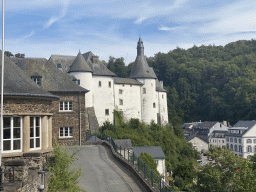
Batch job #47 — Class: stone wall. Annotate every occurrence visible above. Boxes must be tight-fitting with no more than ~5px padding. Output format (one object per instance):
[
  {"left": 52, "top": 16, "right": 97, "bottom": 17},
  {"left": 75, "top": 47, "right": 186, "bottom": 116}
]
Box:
[
  {"left": 52, "top": 92, "right": 89, "bottom": 146},
  {"left": 4, "top": 97, "right": 54, "bottom": 114},
  {"left": 2, "top": 152, "right": 51, "bottom": 192}
]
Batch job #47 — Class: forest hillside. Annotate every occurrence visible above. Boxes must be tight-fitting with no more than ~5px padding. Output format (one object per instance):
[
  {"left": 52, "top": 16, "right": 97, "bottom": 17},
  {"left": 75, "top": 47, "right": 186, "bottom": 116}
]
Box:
[{"left": 107, "top": 39, "right": 256, "bottom": 125}]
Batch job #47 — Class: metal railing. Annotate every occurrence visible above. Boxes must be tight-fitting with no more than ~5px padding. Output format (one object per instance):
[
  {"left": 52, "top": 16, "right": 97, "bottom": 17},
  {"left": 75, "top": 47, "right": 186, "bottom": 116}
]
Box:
[{"left": 94, "top": 133, "right": 174, "bottom": 192}]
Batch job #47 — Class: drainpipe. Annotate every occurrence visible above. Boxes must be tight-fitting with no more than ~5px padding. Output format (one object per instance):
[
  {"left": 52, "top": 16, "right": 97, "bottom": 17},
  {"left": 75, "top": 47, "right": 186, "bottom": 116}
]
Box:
[{"left": 79, "top": 92, "right": 81, "bottom": 146}]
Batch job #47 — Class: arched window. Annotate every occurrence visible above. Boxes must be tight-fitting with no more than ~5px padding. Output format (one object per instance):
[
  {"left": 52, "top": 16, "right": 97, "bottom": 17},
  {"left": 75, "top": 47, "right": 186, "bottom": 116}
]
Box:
[
  {"left": 226, "top": 137, "right": 229, "bottom": 142},
  {"left": 234, "top": 145, "right": 237, "bottom": 152},
  {"left": 230, "top": 138, "right": 233, "bottom": 142},
  {"left": 226, "top": 144, "right": 229, "bottom": 149},
  {"left": 234, "top": 138, "right": 237, "bottom": 143},
  {"left": 230, "top": 144, "right": 233, "bottom": 150},
  {"left": 247, "top": 139, "right": 252, "bottom": 144},
  {"left": 248, "top": 145, "right": 252, "bottom": 152},
  {"left": 239, "top": 139, "right": 241, "bottom": 143}
]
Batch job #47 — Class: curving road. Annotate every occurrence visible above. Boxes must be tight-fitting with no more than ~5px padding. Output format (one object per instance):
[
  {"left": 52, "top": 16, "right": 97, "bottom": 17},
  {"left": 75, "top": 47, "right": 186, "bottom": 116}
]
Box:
[{"left": 69, "top": 145, "right": 147, "bottom": 192}]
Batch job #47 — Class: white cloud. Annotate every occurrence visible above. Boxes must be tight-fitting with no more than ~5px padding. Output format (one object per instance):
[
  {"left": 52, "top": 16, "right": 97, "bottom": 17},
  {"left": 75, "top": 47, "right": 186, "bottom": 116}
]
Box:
[
  {"left": 159, "top": 26, "right": 174, "bottom": 31},
  {"left": 15, "top": 30, "right": 35, "bottom": 43},
  {"left": 45, "top": 0, "right": 70, "bottom": 29}
]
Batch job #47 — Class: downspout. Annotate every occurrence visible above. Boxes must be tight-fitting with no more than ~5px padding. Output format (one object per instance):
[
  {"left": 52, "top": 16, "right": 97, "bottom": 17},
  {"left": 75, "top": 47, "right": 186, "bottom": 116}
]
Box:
[{"left": 79, "top": 91, "right": 81, "bottom": 146}]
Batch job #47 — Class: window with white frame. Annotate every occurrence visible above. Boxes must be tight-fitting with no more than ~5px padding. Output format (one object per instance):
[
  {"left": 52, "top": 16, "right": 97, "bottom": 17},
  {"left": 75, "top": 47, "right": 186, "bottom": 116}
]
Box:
[
  {"left": 3, "top": 117, "right": 22, "bottom": 152},
  {"left": 59, "top": 127, "right": 74, "bottom": 138},
  {"left": 59, "top": 101, "right": 73, "bottom": 111},
  {"left": 247, "top": 139, "right": 252, "bottom": 144},
  {"left": 30, "top": 117, "right": 41, "bottom": 150}
]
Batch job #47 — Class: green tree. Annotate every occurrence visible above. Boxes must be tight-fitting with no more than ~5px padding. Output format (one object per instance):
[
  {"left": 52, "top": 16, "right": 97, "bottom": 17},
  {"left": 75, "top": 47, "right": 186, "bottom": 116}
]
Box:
[
  {"left": 48, "top": 142, "right": 85, "bottom": 192},
  {"left": 4, "top": 51, "right": 13, "bottom": 57},
  {"left": 139, "top": 152, "right": 160, "bottom": 175},
  {"left": 196, "top": 146, "right": 256, "bottom": 192}
]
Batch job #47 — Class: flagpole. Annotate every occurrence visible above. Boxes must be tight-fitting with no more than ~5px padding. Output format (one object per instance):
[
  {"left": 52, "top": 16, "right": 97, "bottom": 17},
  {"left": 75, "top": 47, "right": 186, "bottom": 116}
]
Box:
[{"left": 0, "top": 0, "right": 5, "bottom": 169}]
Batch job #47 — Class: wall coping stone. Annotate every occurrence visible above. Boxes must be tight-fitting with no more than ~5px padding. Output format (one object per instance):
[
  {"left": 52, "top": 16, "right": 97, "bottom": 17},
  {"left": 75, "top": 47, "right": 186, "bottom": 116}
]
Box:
[
  {"left": 4, "top": 159, "right": 29, "bottom": 166},
  {"left": 3, "top": 113, "right": 53, "bottom": 116}
]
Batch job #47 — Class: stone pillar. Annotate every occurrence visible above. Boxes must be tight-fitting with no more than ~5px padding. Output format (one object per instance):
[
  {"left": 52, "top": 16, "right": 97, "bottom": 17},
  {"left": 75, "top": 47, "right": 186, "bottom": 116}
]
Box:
[
  {"left": 23, "top": 116, "right": 30, "bottom": 152},
  {"left": 48, "top": 116, "right": 52, "bottom": 149},
  {"left": 41, "top": 116, "right": 47, "bottom": 150}
]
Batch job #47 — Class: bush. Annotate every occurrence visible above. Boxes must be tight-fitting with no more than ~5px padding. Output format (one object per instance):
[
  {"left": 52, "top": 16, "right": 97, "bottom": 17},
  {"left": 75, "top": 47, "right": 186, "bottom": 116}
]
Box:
[{"left": 48, "top": 142, "right": 85, "bottom": 192}]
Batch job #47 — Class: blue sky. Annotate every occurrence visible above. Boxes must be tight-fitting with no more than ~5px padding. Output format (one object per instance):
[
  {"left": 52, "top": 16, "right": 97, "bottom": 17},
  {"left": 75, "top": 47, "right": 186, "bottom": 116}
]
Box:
[{"left": 3, "top": 0, "right": 256, "bottom": 64}]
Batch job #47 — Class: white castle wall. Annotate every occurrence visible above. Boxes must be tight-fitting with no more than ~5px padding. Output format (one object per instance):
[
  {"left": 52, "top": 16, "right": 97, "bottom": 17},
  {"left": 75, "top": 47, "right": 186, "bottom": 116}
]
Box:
[
  {"left": 92, "top": 76, "right": 115, "bottom": 126},
  {"left": 158, "top": 91, "right": 168, "bottom": 125},
  {"left": 114, "top": 84, "right": 142, "bottom": 122},
  {"left": 137, "top": 78, "right": 158, "bottom": 124},
  {"left": 70, "top": 72, "right": 93, "bottom": 107}
]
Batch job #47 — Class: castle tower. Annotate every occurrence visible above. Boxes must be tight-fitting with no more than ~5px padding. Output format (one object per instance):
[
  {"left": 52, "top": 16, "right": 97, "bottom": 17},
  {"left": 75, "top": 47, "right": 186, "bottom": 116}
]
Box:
[
  {"left": 129, "top": 37, "right": 158, "bottom": 124},
  {"left": 68, "top": 51, "right": 93, "bottom": 107}
]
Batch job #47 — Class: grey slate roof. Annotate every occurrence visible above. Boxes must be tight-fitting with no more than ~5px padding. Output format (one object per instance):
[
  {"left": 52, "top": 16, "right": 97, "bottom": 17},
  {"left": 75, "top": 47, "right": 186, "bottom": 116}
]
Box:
[
  {"left": 225, "top": 120, "right": 256, "bottom": 136},
  {"left": 49, "top": 51, "right": 116, "bottom": 76},
  {"left": 156, "top": 79, "right": 166, "bottom": 92},
  {"left": 186, "top": 134, "right": 209, "bottom": 143},
  {"left": 114, "top": 139, "right": 133, "bottom": 149},
  {"left": 114, "top": 77, "right": 143, "bottom": 85},
  {"left": 11, "top": 57, "right": 88, "bottom": 93},
  {"left": 68, "top": 51, "right": 93, "bottom": 73},
  {"left": 133, "top": 146, "right": 165, "bottom": 159},
  {"left": 233, "top": 121, "right": 256, "bottom": 129},
  {"left": 129, "top": 55, "right": 157, "bottom": 79},
  {"left": 86, "top": 135, "right": 101, "bottom": 142},
  {"left": 1, "top": 53, "right": 59, "bottom": 99},
  {"left": 129, "top": 38, "right": 157, "bottom": 79},
  {"left": 83, "top": 52, "right": 116, "bottom": 77},
  {"left": 194, "top": 121, "right": 218, "bottom": 129}
]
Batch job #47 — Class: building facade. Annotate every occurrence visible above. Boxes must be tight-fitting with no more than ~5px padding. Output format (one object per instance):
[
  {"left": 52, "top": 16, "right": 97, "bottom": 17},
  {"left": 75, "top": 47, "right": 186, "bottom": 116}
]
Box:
[
  {"left": 1, "top": 53, "right": 59, "bottom": 156},
  {"left": 52, "top": 38, "right": 168, "bottom": 126},
  {"left": 225, "top": 121, "right": 256, "bottom": 159}
]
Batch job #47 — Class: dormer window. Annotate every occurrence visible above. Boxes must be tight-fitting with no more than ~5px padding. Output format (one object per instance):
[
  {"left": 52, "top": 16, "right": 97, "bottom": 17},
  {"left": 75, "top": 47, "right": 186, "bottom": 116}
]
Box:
[
  {"left": 57, "top": 63, "right": 62, "bottom": 69},
  {"left": 31, "top": 73, "right": 42, "bottom": 86}
]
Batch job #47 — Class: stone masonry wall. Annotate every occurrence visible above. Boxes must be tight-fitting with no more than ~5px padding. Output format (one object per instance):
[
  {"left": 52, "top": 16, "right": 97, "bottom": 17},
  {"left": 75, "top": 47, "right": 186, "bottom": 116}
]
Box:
[
  {"left": 4, "top": 97, "right": 54, "bottom": 114},
  {"left": 52, "top": 92, "right": 89, "bottom": 146}
]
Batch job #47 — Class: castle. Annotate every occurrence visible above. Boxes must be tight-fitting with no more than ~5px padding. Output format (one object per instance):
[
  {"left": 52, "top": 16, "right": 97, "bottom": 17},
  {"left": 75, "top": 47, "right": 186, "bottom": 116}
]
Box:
[{"left": 50, "top": 37, "right": 168, "bottom": 127}]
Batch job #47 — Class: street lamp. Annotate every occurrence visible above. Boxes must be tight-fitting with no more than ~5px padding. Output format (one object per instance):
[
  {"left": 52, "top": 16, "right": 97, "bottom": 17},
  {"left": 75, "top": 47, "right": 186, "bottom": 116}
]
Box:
[{"left": 38, "top": 170, "right": 45, "bottom": 191}]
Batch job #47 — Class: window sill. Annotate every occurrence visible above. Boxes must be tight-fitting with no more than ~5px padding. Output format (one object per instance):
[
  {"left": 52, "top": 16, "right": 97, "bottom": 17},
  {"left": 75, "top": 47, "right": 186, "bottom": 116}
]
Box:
[{"left": 58, "top": 137, "right": 74, "bottom": 140}]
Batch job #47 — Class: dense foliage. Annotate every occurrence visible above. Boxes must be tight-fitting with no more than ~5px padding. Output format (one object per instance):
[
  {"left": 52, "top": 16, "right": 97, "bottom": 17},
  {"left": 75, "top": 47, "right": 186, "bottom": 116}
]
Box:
[
  {"left": 139, "top": 152, "right": 160, "bottom": 176},
  {"left": 106, "top": 39, "right": 256, "bottom": 125},
  {"left": 196, "top": 146, "right": 256, "bottom": 192},
  {"left": 48, "top": 142, "right": 85, "bottom": 192}
]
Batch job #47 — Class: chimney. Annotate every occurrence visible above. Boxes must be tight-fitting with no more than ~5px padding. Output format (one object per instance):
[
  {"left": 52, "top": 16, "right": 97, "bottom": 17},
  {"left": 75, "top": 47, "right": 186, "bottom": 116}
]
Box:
[
  {"left": 92, "top": 56, "right": 99, "bottom": 63},
  {"left": 160, "top": 81, "right": 163, "bottom": 87}
]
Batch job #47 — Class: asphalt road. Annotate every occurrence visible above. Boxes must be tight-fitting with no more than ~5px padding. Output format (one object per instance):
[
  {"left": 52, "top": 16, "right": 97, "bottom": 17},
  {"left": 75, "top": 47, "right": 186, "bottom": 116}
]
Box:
[{"left": 69, "top": 145, "right": 147, "bottom": 192}]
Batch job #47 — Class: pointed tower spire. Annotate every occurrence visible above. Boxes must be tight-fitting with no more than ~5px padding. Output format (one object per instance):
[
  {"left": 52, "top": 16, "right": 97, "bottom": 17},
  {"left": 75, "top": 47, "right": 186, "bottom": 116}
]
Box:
[
  {"left": 129, "top": 37, "right": 157, "bottom": 79},
  {"left": 68, "top": 50, "right": 93, "bottom": 73},
  {"left": 137, "top": 36, "right": 144, "bottom": 56}
]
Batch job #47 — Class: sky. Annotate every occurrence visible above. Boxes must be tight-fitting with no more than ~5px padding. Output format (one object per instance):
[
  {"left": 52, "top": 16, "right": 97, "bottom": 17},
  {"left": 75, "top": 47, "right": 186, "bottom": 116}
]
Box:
[{"left": 3, "top": 0, "right": 256, "bottom": 64}]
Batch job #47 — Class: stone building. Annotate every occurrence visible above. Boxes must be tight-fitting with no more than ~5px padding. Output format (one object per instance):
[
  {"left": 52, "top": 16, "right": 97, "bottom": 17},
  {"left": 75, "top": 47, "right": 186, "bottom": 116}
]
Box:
[
  {"left": 11, "top": 57, "right": 90, "bottom": 145},
  {"left": 50, "top": 37, "right": 168, "bottom": 126},
  {"left": 0, "top": 53, "right": 59, "bottom": 156}
]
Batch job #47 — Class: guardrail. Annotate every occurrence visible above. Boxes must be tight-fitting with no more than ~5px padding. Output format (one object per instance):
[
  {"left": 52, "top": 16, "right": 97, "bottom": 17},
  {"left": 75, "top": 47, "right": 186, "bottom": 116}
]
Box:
[{"left": 92, "top": 133, "right": 174, "bottom": 192}]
